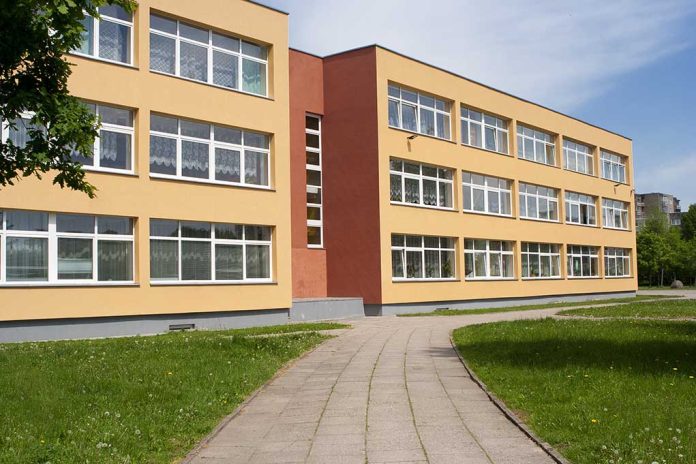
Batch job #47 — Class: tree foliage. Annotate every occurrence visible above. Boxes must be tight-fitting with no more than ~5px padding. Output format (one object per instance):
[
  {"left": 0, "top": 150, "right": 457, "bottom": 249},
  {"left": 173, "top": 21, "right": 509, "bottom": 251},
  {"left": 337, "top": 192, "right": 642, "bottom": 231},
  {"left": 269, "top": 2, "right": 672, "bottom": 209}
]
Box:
[
  {"left": 681, "top": 204, "right": 696, "bottom": 241},
  {"left": 0, "top": 0, "right": 136, "bottom": 197}
]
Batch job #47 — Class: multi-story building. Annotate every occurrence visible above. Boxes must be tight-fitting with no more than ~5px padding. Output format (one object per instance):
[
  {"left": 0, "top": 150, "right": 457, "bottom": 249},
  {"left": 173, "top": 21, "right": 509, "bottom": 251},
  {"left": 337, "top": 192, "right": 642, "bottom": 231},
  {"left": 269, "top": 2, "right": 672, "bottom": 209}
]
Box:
[
  {"left": 0, "top": 1, "right": 637, "bottom": 340},
  {"left": 635, "top": 192, "right": 682, "bottom": 228}
]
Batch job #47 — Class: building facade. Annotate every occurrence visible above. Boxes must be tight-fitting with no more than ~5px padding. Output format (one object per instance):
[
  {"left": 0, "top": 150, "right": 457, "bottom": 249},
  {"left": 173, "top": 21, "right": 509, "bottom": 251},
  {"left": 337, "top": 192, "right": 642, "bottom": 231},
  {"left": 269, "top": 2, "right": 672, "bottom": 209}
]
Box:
[
  {"left": 0, "top": 1, "right": 637, "bottom": 340},
  {"left": 635, "top": 192, "right": 682, "bottom": 228}
]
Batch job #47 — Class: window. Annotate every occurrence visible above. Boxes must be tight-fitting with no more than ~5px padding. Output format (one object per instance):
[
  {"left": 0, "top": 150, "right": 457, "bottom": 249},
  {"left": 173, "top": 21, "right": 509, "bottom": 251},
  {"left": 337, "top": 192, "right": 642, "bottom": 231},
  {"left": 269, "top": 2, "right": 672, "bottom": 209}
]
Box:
[
  {"left": 391, "top": 235, "right": 455, "bottom": 280},
  {"left": 75, "top": 6, "right": 133, "bottom": 64},
  {"left": 0, "top": 210, "right": 134, "bottom": 284},
  {"left": 600, "top": 150, "right": 627, "bottom": 183},
  {"left": 149, "top": 114, "right": 270, "bottom": 187},
  {"left": 461, "top": 107, "right": 508, "bottom": 154},
  {"left": 464, "top": 239, "right": 514, "bottom": 280},
  {"left": 567, "top": 245, "right": 599, "bottom": 278},
  {"left": 519, "top": 183, "right": 559, "bottom": 221},
  {"left": 388, "top": 84, "right": 451, "bottom": 139},
  {"left": 565, "top": 192, "right": 597, "bottom": 226},
  {"left": 149, "top": 14, "right": 268, "bottom": 96},
  {"left": 462, "top": 172, "right": 512, "bottom": 216},
  {"left": 70, "top": 103, "right": 134, "bottom": 172},
  {"left": 390, "top": 159, "right": 453, "bottom": 209},
  {"left": 605, "top": 248, "right": 631, "bottom": 278},
  {"left": 521, "top": 243, "right": 561, "bottom": 279},
  {"left": 517, "top": 125, "right": 556, "bottom": 166},
  {"left": 602, "top": 199, "right": 629, "bottom": 230},
  {"left": 2, "top": 113, "right": 44, "bottom": 149},
  {"left": 563, "top": 140, "right": 594, "bottom": 175},
  {"left": 306, "top": 115, "right": 323, "bottom": 247},
  {"left": 150, "top": 220, "right": 272, "bottom": 283}
]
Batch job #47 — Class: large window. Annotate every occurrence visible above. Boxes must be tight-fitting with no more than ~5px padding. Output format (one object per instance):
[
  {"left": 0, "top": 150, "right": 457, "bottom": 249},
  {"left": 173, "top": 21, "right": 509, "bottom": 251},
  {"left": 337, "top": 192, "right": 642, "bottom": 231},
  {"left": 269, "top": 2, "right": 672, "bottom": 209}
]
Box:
[
  {"left": 602, "top": 199, "right": 629, "bottom": 230},
  {"left": 567, "top": 245, "right": 599, "bottom": 278},
  {"left": 462, "top": 172, "right": 512, "bottom": 216},
  {"left": 390, "top": 159, "right": 453, "bottom": 209},
  {"left": 76, "top": 6, "right": 133, "bottom": 64},
  {"left": 149, "top": 114, "right": 270, "bottom": 187},
  {"left": 464, "top": 239, "right": 514, "bottom": 280},
  {"left": 150, "top": 220, "right": 272, "bottom": 283},
  {"left": 306, "top": 115, "right": 323, "bottom": 247},
  {"left": 521, "top": 243, "right": 561, "bottom": 279},
  {"left": 519, "top": 183, "right": 559, "bottom": 221},
  {"left": 391, "top": 235, "right": 455, "bottom": 280},
  {"left": 605, "top": 248, "right": 631, "bottom": 278},
  {"left": 565, "top": 192, "right": 597, "bottom": 226},
  {"left": 517, "top": 125, "right": 556, "bottom": 166},
  {"left": 460, "top": 107, "right": 508, "bottom": 154},
  {"left": 600, "top": 150, "right": 627, "bottom": 183},
  {"left": 150, "top": 14, "right": 268, "bottom": 96},
  {"left": 563, "top": 140, "right": 594, "bottom": 175},
  {"left": 388, "top": 84, "right": 451, "bottom": 140},
  {"left": 71, "top": 103, "right": 134, "bottom": 172},
  {"left": 0, "top": 210, "right": 134, "bottom": 284}
]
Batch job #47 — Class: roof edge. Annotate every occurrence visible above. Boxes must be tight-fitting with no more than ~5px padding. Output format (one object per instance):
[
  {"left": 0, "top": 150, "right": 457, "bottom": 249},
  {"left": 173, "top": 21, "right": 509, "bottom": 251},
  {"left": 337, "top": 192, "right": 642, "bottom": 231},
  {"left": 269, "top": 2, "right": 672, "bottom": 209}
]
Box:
[{"left": 246, "top": 0, "right": 288, "bottom": 16}]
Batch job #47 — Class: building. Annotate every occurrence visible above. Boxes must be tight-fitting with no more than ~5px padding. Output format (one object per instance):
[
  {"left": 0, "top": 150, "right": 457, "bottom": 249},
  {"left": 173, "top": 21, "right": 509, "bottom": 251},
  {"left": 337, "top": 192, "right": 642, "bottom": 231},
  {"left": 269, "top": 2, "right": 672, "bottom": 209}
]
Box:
[
  {"left": 635, "top": 192, "right": 682, "bottom": 228},
  {"left": 0, "top": 1, "right": 636, "bottom": 341}
]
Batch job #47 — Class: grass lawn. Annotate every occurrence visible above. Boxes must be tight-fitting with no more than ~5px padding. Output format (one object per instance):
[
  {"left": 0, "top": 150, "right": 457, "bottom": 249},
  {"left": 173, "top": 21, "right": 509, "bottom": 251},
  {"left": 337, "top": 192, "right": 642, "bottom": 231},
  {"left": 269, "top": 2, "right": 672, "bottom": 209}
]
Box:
[
  {"left": 398, "top": 294, "right": 679, "bottom": 317},
  {"left": 453, "top": 319, "right": 696, "bottom": 464},
  {"left": 0, "top": 322, "right": 347, "bottom": 464},
  {"left": 559, "top": 298, "right": 696, "bottom": 319}
]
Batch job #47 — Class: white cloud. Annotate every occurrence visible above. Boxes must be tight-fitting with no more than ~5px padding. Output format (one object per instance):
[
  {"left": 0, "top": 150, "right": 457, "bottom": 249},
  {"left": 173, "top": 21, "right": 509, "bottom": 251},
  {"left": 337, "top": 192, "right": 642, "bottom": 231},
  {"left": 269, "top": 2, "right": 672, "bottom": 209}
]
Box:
[
  {"left": 635, "top": 153, "right": 696, "bottom": 207},
  {"left": 266, "top": 0, "right": 695, "bottom": 111}
]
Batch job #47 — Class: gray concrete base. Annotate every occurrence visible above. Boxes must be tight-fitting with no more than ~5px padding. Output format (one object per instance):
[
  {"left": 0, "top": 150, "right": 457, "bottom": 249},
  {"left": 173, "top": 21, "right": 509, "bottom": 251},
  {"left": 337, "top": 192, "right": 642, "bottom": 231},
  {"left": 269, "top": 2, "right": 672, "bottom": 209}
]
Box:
[
  {"left": 0, "top": 309, "right": 289, "bottom": 343},
  {"left": 290, "top": 297, "right": 364, "bottom": 322},
  {"left": 365, "top": 291, "right": 637, "bottom": 316}
]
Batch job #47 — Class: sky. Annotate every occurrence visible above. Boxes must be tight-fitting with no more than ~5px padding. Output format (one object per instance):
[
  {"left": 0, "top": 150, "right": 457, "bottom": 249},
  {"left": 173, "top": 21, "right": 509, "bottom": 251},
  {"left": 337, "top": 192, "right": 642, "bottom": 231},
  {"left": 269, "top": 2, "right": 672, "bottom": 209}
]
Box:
[{"left": 260, "top": 0, "right": 696, "bottom": 208}]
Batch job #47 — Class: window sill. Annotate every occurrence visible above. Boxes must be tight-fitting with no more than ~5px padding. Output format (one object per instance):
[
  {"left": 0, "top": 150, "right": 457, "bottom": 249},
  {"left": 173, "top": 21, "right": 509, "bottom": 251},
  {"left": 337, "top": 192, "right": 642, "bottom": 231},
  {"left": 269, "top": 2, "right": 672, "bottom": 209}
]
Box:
[
  {"left": 84, "top": 167, "right": 139, "bottom": 178},
  {"left": 521, "top": 277, "right": 563, "bottom": 281},
  {"left": 604, "top": 275, "right": 633, "bottom": 279},
  {"left": 567, "top": 276, "right": 601, "bottom": 280},
  {"left": 307, "top": 245, "right": 325, "bottom": 250},
  {"left": 0, "top": 282, "right": 139, "bottom": 288},
  {"left": 565, "top": 222, "right": 598, "bottom": 229},
  {"left": 464, "top": 277, "right": 516, "bottom": 282},
  {"left": 387, "top": 125, "right": 455, "bottom": 144},
  {"left": 520, "top": 217, "right": 561, "bottom": 224},
  {"left": 517, "top": 156, "right": 559, "bottom": 169},
  {"left": 602, "top": 226, "right": 631, "bottom": 232},
  {"left": 392, "top": 278, "right": 459, "bottom": 283},
  {"left": 463, "top": 210, "right": 514, "bottom": 219},
  {"left": 149, "top": 174, "right": 275, "bottom": 191},
  {"left": 150, "top": 280, "right": 276, "bottom": 286},
  {"left": 390, "top": 201, "right": 456, "bottom": 212},
  {"left": 69, "top": 52, "right": 137, "bottom": 70},
  {"left": 461, "top": 143, "right": 512, "bottom": 157},
  {"left": 601, "top": 178, "right": 629, "bottom": 186},
  {"left": 564, "top": 168, "right": 597, "bottom": 179},
  {"left": 149, "top": 69, "right": 273, "bottom": 101}
]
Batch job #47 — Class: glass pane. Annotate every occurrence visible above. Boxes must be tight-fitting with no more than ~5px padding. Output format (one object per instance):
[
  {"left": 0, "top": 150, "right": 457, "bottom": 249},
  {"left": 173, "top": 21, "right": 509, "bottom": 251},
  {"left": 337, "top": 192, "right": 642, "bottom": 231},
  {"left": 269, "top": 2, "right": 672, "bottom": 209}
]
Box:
[
  {"left": 6, "top": 211, "right": 48, "bottom": 231},
  {"left": 99, "top": 20, "right": 130, "bottom": 63},
  {"left": 242, "top": 41, "right": 267, "bottom": 59},
  {"left": 58, "top": 238, "right": 93, "bottom": 279},
  {"left": 305, "top": 115, "right": 320, "bottom": 131},
  {"left": 470, "top": 123, "right": 482, "bottom": 147},
  {"left": 246, "top": 244, "right": 270, "bottom": 279},
  {"left": 57, "top": 214, "right": 94, "bottom": 233},
  {"left": 307, "top": 206, "right": 321, "bottom": 221},
  {"left": 306, "top": 169, "right": 321, "bottom": 187},
  {"left": 242, "top": 58, "right": 266, "bottom": 95},
  {"left": 213, "top": 32, "right": 240, "bottom": 52},
  {"left": 473, "top": 188, "right": 485, "bottom": 211},
  {"left": 99, "top": 216, "right": 132, "bottom": 235},
  {"left": 215, "top": 223, "right": 243, "bottom": 240},
  {"left": 419, "top": 108, "right": 435, "bottom": 135},
  {"left": 439, "top": 182, "right": 452, "bottom": 208},
  {"left": 150, "top": 14, "right": 177, "bottom": 34},
  {"left": 213, "top": 51, "right": 238, "bottom": 89},
  {"left": 306, "top": 186, "right": 321, "bottom": 204},
  {"left": 391, "top": 249, "right": 404, "bottom": 278},
  {"left": 215, "top": 126, "right": 242, "bottom": 144},
  {"left": 179, "top": 23, "right": 208, "bottom": 43},
  {"left": 77, "top": 16, "right": 94, "bottom": 55},
  {"left": 307, "top": 226, "right": 322, "bottom": 246},
  {"left": 181, "top": 120, "right": 210, "bottom": 139},
  {"left": 149, "top": 136, "right": 177, "bottom": 175},
  {"left": 306, "top": 133, "right": 320, "bottom": 149},
  {"left": 441, "top": 250, "right": 455, "bottom": 278},
  {"left": 150, "top": 219, "right": 178, "bottom": 237},
  {"left": 180, "top": 42, "right": 208, "bottom": 82},
  {"left": 422, "top": 179, "right": 437, "bottom": 206},
  {"left": 245, "top": 226, "right": 271, "bottom": 241},
  {"left": 424, "top": 250, "right": 440, "bottom": 278},
  {"left": 150, "top": 114, "right": 178, "bottom": 134},
  {"left": 181, "top": 141, "right": 209, "bottom": 178},
  {"left": 215, "top": 244, "right": 243, "bottom": 280},
  {"left": 474, "top": 253, "right": 486, "bottom": 277},
  {"left": 150, "top": 240, "right": 178, "bottom": 279},
  {"left": 436, "top": 113, "right": 450, "bottom": 139},
  {"left": 215, "top": 147, "right": 241, "bottom": 182},
  {"left": 181, "top": 221, "right": 211, "bottom": 238},
  {"left": 388, "top": 100, "right": 400, "bottom": 127},
  {"left": 484, "top": 127, "right": 496, "bottom": 151},
  {"left": 181, "top": 241, "right": 211, "bottom": 280},
  {"left": 306, "top": 151, "right": 320, "bottom": 165},
  {"left": 99, "top": 130, "right": 131, "bottom": 170},
  {"left": 406, "top": 250, "right": 422, "bottom": 278},
  {"left": 98, "top": 240, "right": 133, "bottom": 281},
  {"left": 150, "top": 33, "right": 176, "bottom": 74},
  {"left": 99, "top": 5, "right": 131, "bottom": 20},
  {"left": 402, "top": 105, "right": 417, "bottom": 131},
  {"left": 404, "top": 178, "right": 419, "bottom": 204},
  {"left": 244, "top": 132, "right": 269, "bottom": 149},
  {"left": 6, "top": 237, "right": 48, "bottom": 281},
  {"left": 244, "top": 151, "right": 269, "bottom": 186}
]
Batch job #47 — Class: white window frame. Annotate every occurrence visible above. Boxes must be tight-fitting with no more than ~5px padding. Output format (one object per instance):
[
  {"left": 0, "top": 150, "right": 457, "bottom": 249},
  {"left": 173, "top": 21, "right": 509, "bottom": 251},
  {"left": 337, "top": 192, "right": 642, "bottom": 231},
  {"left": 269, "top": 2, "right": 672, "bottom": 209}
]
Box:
[
  {"left": 567, "top": 245, "right": 600, "bottom": 279},
  {"left": 563, "top": 139, "right": 594, "bottom": 175},
  {"left": 460, "top": 107, "right": 509, "bottom": 154},
  {"left": 0, "top": 211, "right": 135, "bottom": 286},
  {"left": 76, "top": 103, "right": 135, "bottom": 174},
  {"left": 517, "top": 125, "right": 556, "bottom": 166},
  {"left": 604, "top": 247, "right": 631, "bottom": 278},
  {"left": 519, "top": 182, "right": 559, "bottom": 222},
  {"left": 521, "top": 242, "right": 561, "bottom": 280},
  {"left": 462, "top": 172, "right": 512, "bottom": 217},
  {"left": 388, "top": 84, "right": 451, "bottom": 140},
  {"left": 149, "top": 221, "right": 273, "bottom": 285},
  {"left": 602, "top": 198, "right": 630, "bottom": 230},
  {"left": 72, "top": 8, "right": 134, "bottom": 66},
  {"left": 389, "top": 159, "right": 454, "bottom": 210},
  {"left": 149, "top": 14, "right": 269, "bottom": 97},
  {"left": 391, "top": 235, "right": 456, "bottom": 281},
  {"left": 600, "top": 150, "right": 627, "bottom": 184},
  {"left": 464, "top": 239, "right": 515, "bottom": 280},
  {"left": 149, "top": 114, "right": 271, "bottom": 189},
  {"left": 306, "top": 114, "right": 323, "bottom": 248},
  {"left": 565, "top": 192, "right": 597, "bottom": 227}
]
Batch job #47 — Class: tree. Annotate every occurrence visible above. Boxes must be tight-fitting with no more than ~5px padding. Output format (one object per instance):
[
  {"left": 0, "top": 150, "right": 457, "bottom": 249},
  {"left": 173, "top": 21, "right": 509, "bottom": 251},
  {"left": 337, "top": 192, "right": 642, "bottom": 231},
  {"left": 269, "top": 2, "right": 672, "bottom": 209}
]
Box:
[
  {"left": 642, "top": 206, "right": 670, "bottom": 235},
  {"left": 0, "top": 0, "right": 136, "bottom": 198},
  {"left": 681, "top": 204, "right": 696, "bottom": 241}
]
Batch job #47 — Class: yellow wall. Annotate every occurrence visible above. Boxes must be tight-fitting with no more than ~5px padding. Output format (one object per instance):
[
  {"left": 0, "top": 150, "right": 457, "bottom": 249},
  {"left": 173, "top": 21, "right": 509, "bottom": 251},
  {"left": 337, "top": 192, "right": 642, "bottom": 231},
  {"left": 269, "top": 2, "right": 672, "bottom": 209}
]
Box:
[
  {"left": 375, "top": 47, "right": 637, "bottom": 305},
  {"left": 0, "top": 0, "right": 291, "bottom": 322}
]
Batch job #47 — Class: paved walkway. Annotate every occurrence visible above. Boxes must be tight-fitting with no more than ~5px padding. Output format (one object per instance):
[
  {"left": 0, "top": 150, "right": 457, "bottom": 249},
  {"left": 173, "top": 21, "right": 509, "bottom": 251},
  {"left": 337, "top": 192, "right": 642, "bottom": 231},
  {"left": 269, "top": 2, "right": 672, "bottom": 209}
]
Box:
[{"left": 187, "top": 308, "right": 563, "bottom": 464}]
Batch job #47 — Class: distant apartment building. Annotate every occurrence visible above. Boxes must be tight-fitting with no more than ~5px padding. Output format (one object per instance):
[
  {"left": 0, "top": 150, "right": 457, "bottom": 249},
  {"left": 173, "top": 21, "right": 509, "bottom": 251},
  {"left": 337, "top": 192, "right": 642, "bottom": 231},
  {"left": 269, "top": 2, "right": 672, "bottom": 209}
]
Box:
[
  {"left": 0, "top": 0, "right": 637, "bottom": 341},
  {"left": 635, "top": 193, "right": 682, "bottom": 228}
]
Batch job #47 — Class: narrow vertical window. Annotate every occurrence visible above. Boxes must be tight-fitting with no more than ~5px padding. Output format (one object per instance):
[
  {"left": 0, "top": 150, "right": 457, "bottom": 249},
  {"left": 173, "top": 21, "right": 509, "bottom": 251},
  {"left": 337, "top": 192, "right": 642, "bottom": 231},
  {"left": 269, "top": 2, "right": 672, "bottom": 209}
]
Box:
[{"left": 306, "top": 115, "right": 323, "bottom": 247}]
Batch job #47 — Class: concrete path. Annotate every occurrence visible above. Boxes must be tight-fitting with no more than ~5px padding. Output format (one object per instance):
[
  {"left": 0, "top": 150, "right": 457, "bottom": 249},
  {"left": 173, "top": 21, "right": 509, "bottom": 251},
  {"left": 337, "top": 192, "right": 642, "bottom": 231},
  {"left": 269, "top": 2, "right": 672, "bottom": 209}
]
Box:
[{"left": 186, "top": 308, "right": 564, "bottom": 464}]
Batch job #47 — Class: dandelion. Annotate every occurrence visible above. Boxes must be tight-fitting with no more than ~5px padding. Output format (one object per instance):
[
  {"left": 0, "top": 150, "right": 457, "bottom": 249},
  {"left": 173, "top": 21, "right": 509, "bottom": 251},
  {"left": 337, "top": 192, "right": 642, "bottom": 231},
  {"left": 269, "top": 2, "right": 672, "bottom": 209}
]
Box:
[{"left": 591, "top": 419, "right": 598, "bottom": 423}]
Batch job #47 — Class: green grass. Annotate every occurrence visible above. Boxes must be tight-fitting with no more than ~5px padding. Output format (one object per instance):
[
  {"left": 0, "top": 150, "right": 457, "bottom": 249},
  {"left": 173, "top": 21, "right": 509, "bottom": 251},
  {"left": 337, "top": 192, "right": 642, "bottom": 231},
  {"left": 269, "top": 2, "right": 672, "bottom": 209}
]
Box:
[
  {"left": 640, "top": 285, "right": 696, "bottom": 290},
  {"left": 453, "top": 319, "right": 696, "bottom": 464},
  {"left": 398, "top": 294, "right": 679, "bottom": 317},
  {"left": 559, "top": 298, "right": 696, "bottom": 319},
  {"left": 0, "top": 322, "right": 345, "bottom": 464}
]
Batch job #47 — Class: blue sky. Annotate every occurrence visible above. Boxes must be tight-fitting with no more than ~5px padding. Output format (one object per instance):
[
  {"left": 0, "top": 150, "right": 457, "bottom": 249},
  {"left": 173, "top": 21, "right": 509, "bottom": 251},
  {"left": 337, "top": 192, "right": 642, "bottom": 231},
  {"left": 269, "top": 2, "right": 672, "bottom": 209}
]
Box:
[{"left": 260, "top": 0, "right": 696, "bottom": 208}]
